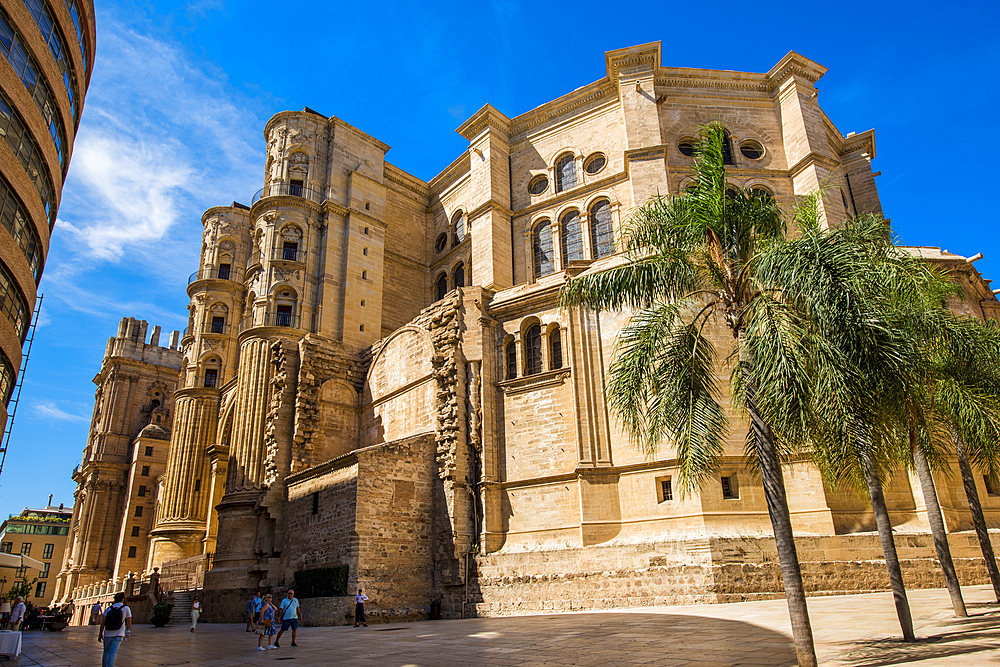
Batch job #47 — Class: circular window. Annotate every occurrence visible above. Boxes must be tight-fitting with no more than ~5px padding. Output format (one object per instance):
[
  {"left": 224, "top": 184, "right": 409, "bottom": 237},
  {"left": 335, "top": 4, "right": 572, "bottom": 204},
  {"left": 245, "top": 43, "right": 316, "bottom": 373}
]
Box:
[
  {"left": 435, "top": 233, "right": 448, "bottom": 253},
  {"left": 584, "top": 153, "right": 606, "bottom": 174},
  {"left": 678, "top": 138, "right": 696, "bottom": 157},
  {"left": 281, "top": 292, "right": 290, "bottom": 297},
  {"left": 740, "top": 140, "right": 764, "bottom": 160},
  {"left": 528, "top": 175, "right": 548, "bottom": 195}
]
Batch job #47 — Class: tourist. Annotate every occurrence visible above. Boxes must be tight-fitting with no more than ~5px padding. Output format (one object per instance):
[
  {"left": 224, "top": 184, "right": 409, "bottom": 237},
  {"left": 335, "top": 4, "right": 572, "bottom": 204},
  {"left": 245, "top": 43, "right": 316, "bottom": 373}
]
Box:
[
  {"left": 9, "top": 596, "right": 25, "bottom": 631},
  {"left": 97, "top": 592, "right": 131, "bottom": 667},
  {"left": 274, "top": 589, "right": 301, "bottom": 648},
  {"left": 257, "top": 594, "right": 276, "bottom": 651},
  {"left": 245, "top": 591, "right": 261, "bottom": 632},
  {"left": 90, "top": 600, "right": 103, "bottom": 625},
  {"left": 190, "top": 596, "right": 201, "bottom": 632},
  {"left": 354, "top": 588, "right": 369, "bottom": 627}
]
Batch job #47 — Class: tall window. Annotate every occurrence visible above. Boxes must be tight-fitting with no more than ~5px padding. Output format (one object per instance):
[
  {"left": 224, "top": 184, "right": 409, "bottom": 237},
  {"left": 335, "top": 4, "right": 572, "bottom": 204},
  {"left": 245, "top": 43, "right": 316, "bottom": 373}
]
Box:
[
  {"left": 211, "top": 316, "right": 225, "bottom": 333},
  {"left": 550, "top": 328, "right": 562, "bottom": 370},
  {"left": 127, "top": 546, "right": 137, "bottom": 558},
  {"left": 525, "top": 325, "right": 542, "bottom": 376},
  {"left": 19, "top": 542, "right": 29, "bottom": 556},
  {"left": 138, "top": 485, "right": 147, "bottom": 497},
  {"left": 275, "top": 305, "right": 293, "bottom": 327},
  {"left": 453, "top": 263, "right": 465, "bottom": 288},
  {"left": 453, "top": 210, "right": 466, "bottom": 245},
  {"left": 560, "top": 210, "right": 583, "bottom": 265},
  {"left": 282, "top": 241, "right": 298, "bottom": 261},
  {"left": 131, "top": 526, "right": 140, "bottom": 537},
  {"left": 505, "top": 340, "right": 517, "bottom": 380},
  {"left": 141, "top": 465, "right": 150, "bottom": 476},
  {"left": 204, "top": 368, "right": 218, "bottom": 388},
  {"left": 14, "top": 566, "right": 25, "bottom": 578},
  {"left": 556, "top": 154, "right": 576, "bottom": 192},
  {"left": 217, "top": 263, "right": 231, "bottom": 280},
  {"left": 590, "top": 200, "right": 614, "bottom": 259},
  {"left": 722, "top": 131, "right": 735, "bottom": 166},
  {"left": 40, "top": 562, "right": 49, "bottom": 578},
  {"left": 0, "top": 542, "right": 11, "bottom": 553},
  {"left": 533, "top": 221, "right": 554, "bottom": 278},
  {"left": 435, "top": 273, "right": 448, "bottom": 301},
  {"left": 42, "top": 543, "right": 53, "bottom": 559},
  {"left": 34, "top": 582, "right": 45, "bottom": 598},
  {"left": 288, "top": 179, "right": 303, "bottom": 197},
  {"left": 134, "top": 505, "right": 143, "bottom": 517}
]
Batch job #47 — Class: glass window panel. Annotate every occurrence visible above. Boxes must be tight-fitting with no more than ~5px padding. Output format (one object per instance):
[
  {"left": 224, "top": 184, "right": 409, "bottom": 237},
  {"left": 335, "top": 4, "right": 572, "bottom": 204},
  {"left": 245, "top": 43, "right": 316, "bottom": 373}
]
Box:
[
  {"left": 533, "top": 222, "right": 554, "bottom": 278},
  {"left": 589, "top": 201, "right": 614, "bottom": 259},
  {"left": 556, "top": 155, "right": 576, "bottom": 192},
  {"left": 525, "top": 325, "right": 542, "bottom": 376},
  {"left": 560, "top": 211, "right": 583, "bottom": 264}
]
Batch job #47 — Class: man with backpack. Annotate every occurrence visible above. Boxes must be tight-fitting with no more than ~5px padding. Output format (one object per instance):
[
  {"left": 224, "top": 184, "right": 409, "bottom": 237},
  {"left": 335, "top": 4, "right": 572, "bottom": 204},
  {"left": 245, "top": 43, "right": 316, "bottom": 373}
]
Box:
[{"left": 97, "top": 592, "right": 131, "bottom": 667}]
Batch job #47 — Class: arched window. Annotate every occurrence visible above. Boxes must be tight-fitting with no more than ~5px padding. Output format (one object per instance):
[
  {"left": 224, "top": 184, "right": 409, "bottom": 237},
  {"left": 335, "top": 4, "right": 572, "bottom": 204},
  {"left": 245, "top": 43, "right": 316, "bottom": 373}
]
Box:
[
  {"left": 589, "top": 200, "right": 614, "bottom": 260},
  {"left": 549, "top": 327, "right": 562, "bottom": 370},
  {"left": 453, "top": 210, "right": 467, "bottom": 245},
  {"left": 533, "top": 221, "right": 554, "bottom": 278},
  {"left": 556, "top": 154, "right": 576, "bottom": 192},
  {"left": 525, "top": 325, "right": 542, "bottom": 376},
  {"left": 505, "top": 339, "right": 517, "bottom": 380},
  {"left": 435, "top": 273, "right": 448, "bottom": 301},
  {"left": 453, "top": 262, "right": 465, "bottom": 288},
  {"left": 560, "top": 210, "right": 584, "bottom": 265},
  {"left": 722, "top": 131, "right": 735, "bottom": 166},
  {"left": 150, "top": 399, "right": 161, "bottom": 411}
]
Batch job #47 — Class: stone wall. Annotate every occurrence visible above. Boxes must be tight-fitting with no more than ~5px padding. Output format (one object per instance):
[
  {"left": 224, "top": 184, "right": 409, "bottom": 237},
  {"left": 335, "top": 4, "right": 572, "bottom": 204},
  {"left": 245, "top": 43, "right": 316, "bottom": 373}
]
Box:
[{"left": 468, "top": 532, "right": 1000, "bottom": 616}]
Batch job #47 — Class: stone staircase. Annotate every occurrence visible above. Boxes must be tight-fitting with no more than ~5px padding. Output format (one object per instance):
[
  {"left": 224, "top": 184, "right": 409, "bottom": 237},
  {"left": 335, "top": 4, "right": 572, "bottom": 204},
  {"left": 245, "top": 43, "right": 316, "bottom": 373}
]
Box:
[{"left": 171, "top": 590, "right": 192, "bottom": 626}]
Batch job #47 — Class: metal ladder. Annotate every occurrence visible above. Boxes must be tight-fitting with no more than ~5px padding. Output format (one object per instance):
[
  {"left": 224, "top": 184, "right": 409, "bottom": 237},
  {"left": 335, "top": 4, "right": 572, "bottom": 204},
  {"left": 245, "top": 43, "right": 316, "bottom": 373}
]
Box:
[{"left": 0, "top": 294, "right": 43, "bottom": 481}]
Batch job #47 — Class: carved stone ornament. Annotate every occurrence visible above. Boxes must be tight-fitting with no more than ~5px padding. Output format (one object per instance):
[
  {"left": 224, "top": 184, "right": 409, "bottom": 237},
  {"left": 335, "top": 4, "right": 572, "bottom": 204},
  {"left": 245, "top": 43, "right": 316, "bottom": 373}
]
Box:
[
  {"left": 290, "top": 152, "right": 309, "bottom": 165},
  {"left": 219, "top": 240, "right": 236, "bottom": 252}
]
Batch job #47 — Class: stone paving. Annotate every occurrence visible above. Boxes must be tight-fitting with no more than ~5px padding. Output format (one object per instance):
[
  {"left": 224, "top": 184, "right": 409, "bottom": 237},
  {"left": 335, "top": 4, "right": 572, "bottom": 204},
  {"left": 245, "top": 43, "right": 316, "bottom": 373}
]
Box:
[{"left": 14, "top": 585, "right": 1000, "bottom": 666}]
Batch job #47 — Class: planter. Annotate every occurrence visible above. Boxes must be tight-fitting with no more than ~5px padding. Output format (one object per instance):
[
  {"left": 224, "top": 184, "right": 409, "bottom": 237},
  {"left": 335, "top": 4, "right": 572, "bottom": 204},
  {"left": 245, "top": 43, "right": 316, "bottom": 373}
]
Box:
[
  {"left": 150, "top": 617, "right": 170, "bottom": 627},
  {"left": 46, "top": 621, "right": 68, "bottom": 631}
]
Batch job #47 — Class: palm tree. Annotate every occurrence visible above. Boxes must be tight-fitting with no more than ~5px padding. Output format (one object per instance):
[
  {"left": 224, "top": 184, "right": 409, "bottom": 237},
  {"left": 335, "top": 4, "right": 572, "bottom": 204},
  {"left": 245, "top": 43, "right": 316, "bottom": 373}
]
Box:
[{"left": 560, "top": 123, "right": 928, "bottom": 666}]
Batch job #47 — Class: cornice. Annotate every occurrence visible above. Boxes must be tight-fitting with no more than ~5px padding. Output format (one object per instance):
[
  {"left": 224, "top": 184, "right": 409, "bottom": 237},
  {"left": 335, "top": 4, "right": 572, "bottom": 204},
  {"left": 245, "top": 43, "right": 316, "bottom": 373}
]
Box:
[
  {"left": 468, "top": 200, "right": 513, "bottom": 222},
  {"left": 840, "top": 129, "right": 876, "bottom": 160},
  {"left": 509, "top": 83, "right": 617, "bottom": 138},
  {"left": 498, "top": 367, "right": 571, "bottom": 395},
  {"left": 605, "top": 42, "right": 661, "bottom": 81},
  {"left": 384, "top": 163, "right": 430, "bottom": 198},
  {"left": 766, "top": 51, "right": 828, "bottom": 87},
  {"left": 427, "top": 150, "right": 471, "bottom": 195},
  {"left": 250, "top": 194, "right": 322, "bottom": 220},
  {"left": 456, "top": 104, "right": 512, "bottom": 141}
]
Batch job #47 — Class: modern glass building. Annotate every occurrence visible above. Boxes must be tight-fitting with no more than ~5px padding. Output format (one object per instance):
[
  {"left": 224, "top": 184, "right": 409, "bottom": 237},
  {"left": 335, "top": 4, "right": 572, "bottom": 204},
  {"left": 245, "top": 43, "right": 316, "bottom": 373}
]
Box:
[{"left": 0, "top": 0, "right": 95, "bottom": 427}]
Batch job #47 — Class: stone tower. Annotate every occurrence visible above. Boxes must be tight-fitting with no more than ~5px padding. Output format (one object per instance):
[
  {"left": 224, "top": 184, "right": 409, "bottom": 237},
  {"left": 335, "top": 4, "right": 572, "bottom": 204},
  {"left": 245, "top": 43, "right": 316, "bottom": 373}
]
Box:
[
  {"left": 52, "top": 318, "right": 182, "bottom": 605},
  {"left": 148, "top": 206, "right": 252, "bottom": 565}
]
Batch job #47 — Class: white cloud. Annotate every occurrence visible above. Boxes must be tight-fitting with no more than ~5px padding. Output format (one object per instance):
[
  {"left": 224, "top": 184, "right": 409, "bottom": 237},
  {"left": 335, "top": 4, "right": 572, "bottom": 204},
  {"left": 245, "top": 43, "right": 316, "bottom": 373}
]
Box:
[{"left": 31, "top": 401, "right": 89, "bottom": 422}]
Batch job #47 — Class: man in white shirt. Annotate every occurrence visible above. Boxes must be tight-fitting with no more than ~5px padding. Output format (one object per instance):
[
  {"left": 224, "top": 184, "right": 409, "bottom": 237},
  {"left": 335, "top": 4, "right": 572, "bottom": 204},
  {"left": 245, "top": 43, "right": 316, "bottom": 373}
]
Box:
[
  {"left": 98, "top": 592, "right": 132, "bottom": 667},
  {"left": 354, "top": 589, "right": 369, "bottom": 627},
  {"left": 9, "top": 597, "right": 25, "bottom": 631}
]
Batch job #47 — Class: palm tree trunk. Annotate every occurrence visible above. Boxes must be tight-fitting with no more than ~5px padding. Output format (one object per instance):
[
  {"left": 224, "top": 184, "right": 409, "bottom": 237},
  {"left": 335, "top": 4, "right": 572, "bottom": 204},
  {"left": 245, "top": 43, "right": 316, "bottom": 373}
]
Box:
[
  {"left": 746, "top": 393, "right": 818, "bottom": 667},
  {"left": 912, "top": 443, "right": 967, "bottom": 616},
  {"left": 954, "top": 435, "right": 1000, "bottom": 601},
  {"left": 860, "top": 448, "right": 915, "bottom": 640}
]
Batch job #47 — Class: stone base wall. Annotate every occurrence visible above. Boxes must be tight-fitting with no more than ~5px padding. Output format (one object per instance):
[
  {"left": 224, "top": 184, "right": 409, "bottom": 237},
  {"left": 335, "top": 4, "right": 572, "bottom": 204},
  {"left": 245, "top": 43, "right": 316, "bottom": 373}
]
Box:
[{"left": 466, "top": 531, "right": 1000, "bottom": 617}]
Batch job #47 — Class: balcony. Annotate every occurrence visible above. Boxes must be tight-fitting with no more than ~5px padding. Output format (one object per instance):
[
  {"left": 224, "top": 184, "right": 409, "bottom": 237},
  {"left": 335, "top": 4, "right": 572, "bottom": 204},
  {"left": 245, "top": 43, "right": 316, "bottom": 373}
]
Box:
[
  {"left": 252, "top": 182, "right": 324, "bottom": 205},
  {"left": 238, "top": 312, "right": 301, "bottom": 333},
  {"left": 187, "top": 266, "right": 243, "bottom": 284},
  {"left": 271, "top": 247, "right": 306, "bottom": 265}
]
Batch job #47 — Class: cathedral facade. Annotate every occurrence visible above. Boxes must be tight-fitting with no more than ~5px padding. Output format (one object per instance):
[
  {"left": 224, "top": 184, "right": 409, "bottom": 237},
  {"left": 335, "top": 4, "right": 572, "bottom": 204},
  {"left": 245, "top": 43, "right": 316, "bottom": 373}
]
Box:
[{"left": 55, "top": 43, "right": 1000, "bottom": 621}]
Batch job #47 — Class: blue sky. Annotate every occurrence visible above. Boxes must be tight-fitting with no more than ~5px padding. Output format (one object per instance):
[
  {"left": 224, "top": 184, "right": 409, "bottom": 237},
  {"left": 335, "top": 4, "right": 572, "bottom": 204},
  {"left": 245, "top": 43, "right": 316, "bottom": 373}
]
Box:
[{"left": 4, "top": 0, "right": 997, "bottom": 518}]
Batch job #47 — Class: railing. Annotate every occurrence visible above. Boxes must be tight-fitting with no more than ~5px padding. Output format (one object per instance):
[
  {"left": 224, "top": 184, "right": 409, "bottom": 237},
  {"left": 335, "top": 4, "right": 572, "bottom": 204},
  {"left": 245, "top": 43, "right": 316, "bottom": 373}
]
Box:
[
  {"left": 271, "top": 247, "right": 306, "bottom": 263},
  {"left": 238, "top": 313, "right": 301, "bottom": 333},
  {"left": 202, "top": 322, "right": 230, "bottom": 335},
  {"left": 159, "top": 553, "right": 213, "bottom": 592},
  {"left": 252, "top": 182, "right": 324, "bottom": 205},
  {"left": 188, "top": 266, "right": 243, "bottom": 284}
]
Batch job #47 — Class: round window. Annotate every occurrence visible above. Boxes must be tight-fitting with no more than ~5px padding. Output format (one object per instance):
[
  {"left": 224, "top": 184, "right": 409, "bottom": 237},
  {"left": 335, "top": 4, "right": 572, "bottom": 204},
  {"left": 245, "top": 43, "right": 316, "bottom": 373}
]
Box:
[
  {"left": 740, "top": 140, "right": 764, "bottom": 160},
  {"left": 528, "top": 175, "right": 548, "bottom": 195},
  {"left": 678, "top": 138, "right": 696, "bottom": 157},
  {"left": 435, "top": 233, "right": 448, "bottom": 253},
  {"left": 584, "top": 153, "right": 606, "bottom": 174}
]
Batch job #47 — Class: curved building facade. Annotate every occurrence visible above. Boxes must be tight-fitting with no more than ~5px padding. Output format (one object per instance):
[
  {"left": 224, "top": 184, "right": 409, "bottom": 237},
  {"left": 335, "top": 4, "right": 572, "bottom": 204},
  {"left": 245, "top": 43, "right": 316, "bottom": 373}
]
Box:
[{"left": 0, "top": 0, "right": 96, "bottom": 426}]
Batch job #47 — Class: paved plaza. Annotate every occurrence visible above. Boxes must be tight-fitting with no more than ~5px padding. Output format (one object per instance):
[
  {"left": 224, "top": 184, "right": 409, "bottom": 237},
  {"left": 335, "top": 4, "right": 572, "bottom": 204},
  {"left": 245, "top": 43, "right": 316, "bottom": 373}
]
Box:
[{"left": 14, "top": 585, "right": 1000, "bottom": 666}]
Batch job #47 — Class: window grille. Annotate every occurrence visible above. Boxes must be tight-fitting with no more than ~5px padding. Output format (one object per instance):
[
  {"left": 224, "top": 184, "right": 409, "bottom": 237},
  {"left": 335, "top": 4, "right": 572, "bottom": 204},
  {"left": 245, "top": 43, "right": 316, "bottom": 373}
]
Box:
[
  {"left": 589, "top": 201, "right": 614, "bottom": 259},
  {"left": 721, "top": 475, "right": 738, "bottom": 499},
  {"left": 550, "top": 328, "right": 562, "bottom": 370},
  {"left": 525, "top": 325, "right": 542, "bottom": 376},
  {"left": 556, "top": 154, "right": 576, "bottom": 192},
  {"left": 533, "top": 222, "right": 554, "bottom": 278},
  {"left": 560, "top": 211, "right": 583, "bottom": 264},
  {"left": 453, "top": 211, "right": 466, "bottom": 245},
  {"left": 661, "top": 478, "right": 673, "bottom": 502},
  {"left": 505, "top": 341, "right": 517, "bottom": 380}
]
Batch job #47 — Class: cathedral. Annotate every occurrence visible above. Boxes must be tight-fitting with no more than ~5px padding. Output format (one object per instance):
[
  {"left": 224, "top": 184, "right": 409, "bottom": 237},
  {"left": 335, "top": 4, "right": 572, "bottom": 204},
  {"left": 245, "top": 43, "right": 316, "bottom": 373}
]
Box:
[{"left": 53, "top": 43, "right": 1000, "bottom": 623}]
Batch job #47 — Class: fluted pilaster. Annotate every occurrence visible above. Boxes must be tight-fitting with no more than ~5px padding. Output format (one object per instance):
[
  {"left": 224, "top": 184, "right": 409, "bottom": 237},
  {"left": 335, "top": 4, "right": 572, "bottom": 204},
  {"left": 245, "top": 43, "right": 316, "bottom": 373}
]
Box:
[{"left": 226, "top": 337, "right": 273, "bottom": 492}]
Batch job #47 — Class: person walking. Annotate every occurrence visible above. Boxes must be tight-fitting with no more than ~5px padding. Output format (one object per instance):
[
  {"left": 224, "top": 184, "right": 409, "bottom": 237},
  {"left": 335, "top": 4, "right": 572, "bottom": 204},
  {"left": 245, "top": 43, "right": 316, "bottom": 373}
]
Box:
[
  {"left": 245, "top": 591, "right": 261, "bottom": 632},
  {"left": 190, "top": 596, "right": 201, "bottom": 632},
  {"left": 90, "top": 601, "right": 103, "bottom": 625},
  {"left": 354, "top": 589, "right": 369, "bottom": 627},
  {"left": 256, "top": 594, "right": 277, "bottom": 651},
  {"left": 97, "top": 592, "right": 131, "bottom": 667},
  {"left": 9, "top": 596, "right": 25, "bottom": 631},
  {"left": 274, "top": 589, "right": 301, "bottom": 648}
]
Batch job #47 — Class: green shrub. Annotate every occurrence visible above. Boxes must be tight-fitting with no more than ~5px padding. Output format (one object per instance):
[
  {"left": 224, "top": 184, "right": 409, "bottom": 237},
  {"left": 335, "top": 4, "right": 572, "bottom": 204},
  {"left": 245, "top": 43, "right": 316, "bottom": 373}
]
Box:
[
  {"left": 151, "top": 603, "right": 172, "bottom": 620},
  {"left": 293, "top": 566, "right": 349, "bottom": 598}
]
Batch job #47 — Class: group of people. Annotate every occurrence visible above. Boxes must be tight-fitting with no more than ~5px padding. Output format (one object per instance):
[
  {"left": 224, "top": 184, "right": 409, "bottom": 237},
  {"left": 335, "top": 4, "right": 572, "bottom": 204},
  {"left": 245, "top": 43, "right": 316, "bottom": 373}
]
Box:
[{"left": 245, "top": 589, "right": 302, "bottom": 651}]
